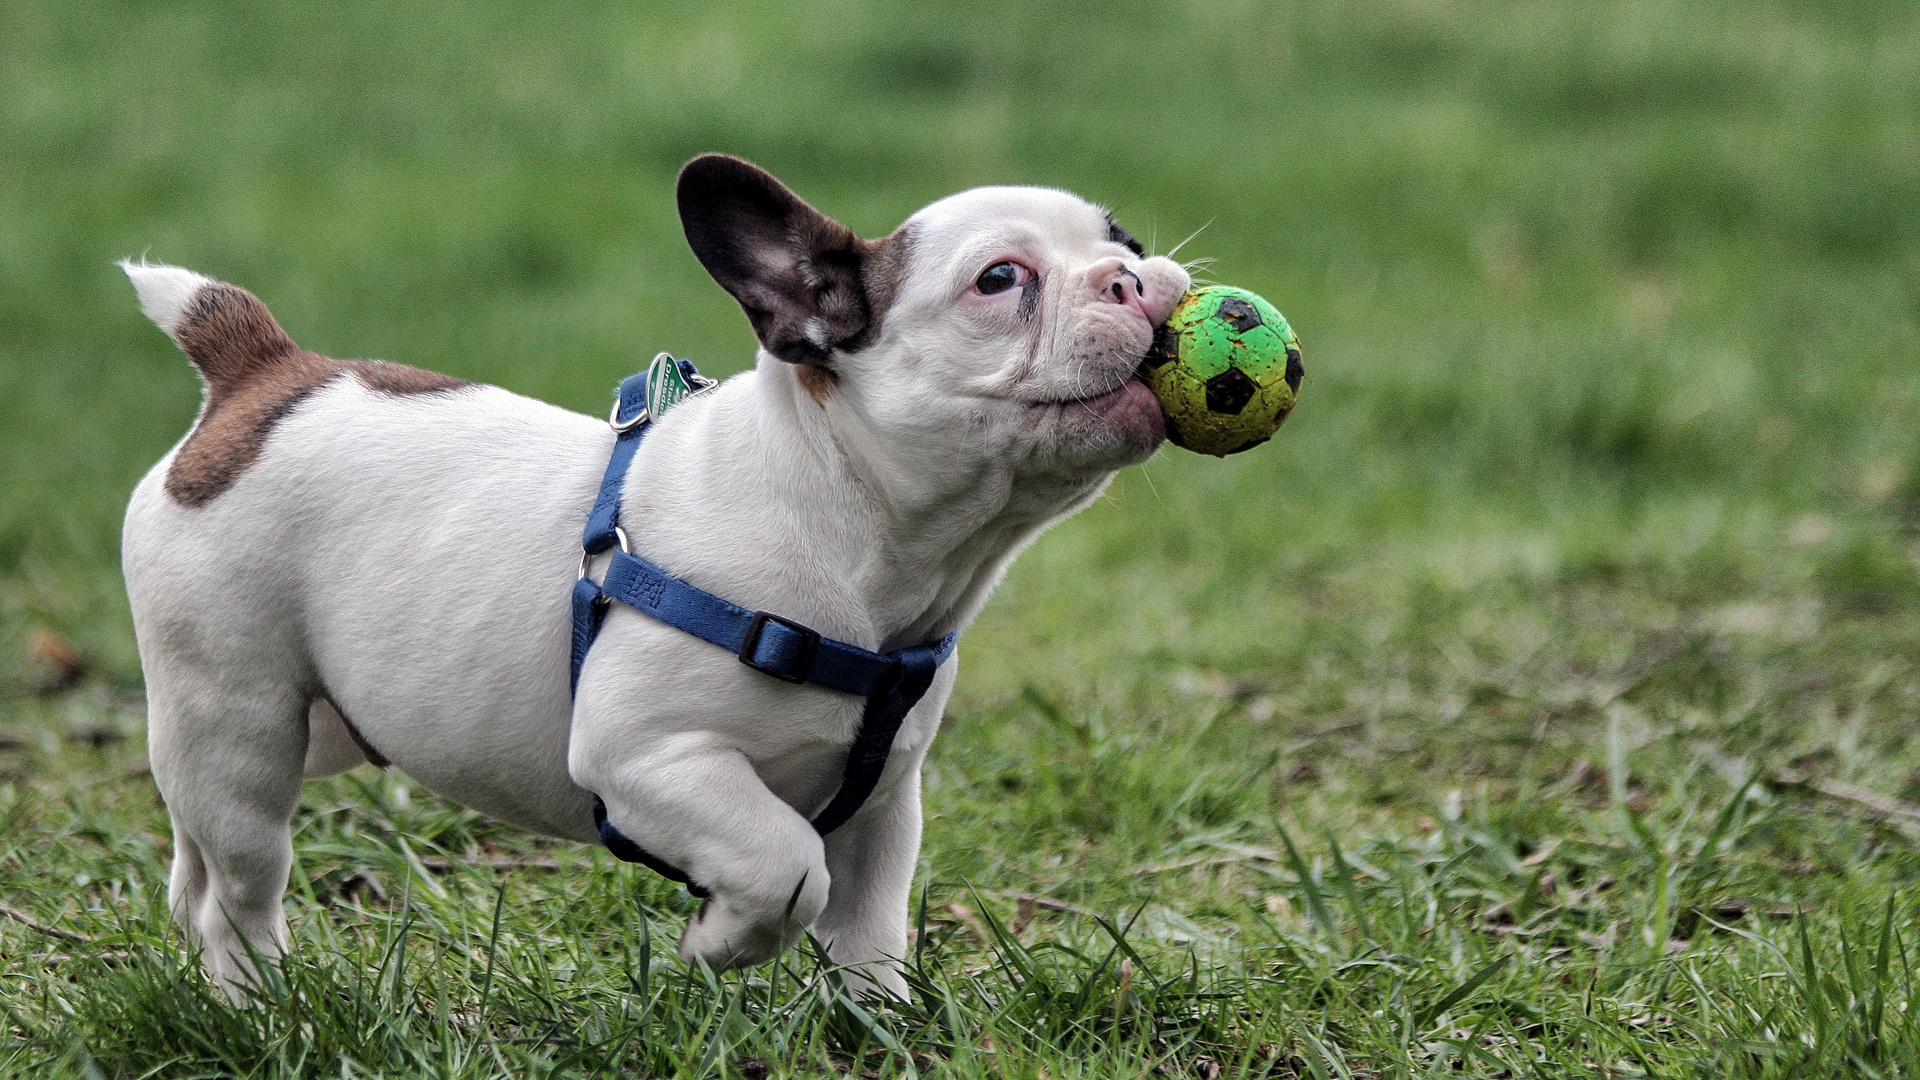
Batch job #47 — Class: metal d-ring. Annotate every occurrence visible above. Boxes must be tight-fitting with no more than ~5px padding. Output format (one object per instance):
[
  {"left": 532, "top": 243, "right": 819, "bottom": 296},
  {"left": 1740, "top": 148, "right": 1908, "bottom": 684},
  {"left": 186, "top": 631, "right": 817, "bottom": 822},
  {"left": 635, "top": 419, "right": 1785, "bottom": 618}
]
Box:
[
  {"left": 578, "top": 525, "right": 632, "bottom": 581},
  {"left": 609, "top": 399, "right": 649, "bottom": 433}
]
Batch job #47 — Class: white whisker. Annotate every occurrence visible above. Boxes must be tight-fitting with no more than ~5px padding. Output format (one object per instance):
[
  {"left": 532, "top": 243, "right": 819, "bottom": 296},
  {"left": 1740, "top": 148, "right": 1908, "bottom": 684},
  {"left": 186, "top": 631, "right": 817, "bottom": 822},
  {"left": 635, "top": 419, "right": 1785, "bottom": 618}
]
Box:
[{"left": 1164, "top": 219, "right": 1213, "bottom": 261}]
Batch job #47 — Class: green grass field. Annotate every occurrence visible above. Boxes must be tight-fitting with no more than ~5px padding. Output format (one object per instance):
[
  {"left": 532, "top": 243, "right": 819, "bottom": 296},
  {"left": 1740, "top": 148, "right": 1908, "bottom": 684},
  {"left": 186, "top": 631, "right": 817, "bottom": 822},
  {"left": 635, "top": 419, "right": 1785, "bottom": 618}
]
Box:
[{"left": 5, "top": 1, "right": 1920, "bottom": 1075}]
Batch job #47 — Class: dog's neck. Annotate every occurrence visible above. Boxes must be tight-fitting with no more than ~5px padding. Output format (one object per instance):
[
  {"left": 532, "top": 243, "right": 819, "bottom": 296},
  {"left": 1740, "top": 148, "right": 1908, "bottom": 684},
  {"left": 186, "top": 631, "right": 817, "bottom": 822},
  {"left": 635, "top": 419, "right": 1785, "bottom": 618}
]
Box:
[{"left": 662, "top": 357, "right": 1111, "bottom": 652}]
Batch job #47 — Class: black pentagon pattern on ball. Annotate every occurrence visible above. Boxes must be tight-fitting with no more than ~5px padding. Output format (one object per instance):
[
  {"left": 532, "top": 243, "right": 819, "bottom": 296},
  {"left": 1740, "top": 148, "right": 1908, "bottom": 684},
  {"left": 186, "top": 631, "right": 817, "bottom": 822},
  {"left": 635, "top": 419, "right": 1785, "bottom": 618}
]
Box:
[
  {"left": 1215, "top": 296, "right": 1263, "bottom": 333},
  {"left": 1204, "top": 366, "right": 1257, "bottom": 415},
  {"left": 1285, "top": 347, "right": 1304, "bottom": 392},
  {"left": 1143, "top": 325, "right": 1178, "bottom": 368}
]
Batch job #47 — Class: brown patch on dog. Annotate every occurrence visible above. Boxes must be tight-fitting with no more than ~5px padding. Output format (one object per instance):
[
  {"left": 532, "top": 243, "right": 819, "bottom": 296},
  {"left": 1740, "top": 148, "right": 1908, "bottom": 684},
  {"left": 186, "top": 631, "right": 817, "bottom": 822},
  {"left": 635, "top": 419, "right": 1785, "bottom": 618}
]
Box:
[
  {"left": 173, "top": 283, "right": 299, "bottom": 389},
  {"left": 353, "top": 360, "right": 474, "bottom": 397},
  {"left": 163, "top": 283, "right": 471, "bottom": 507},
  {"left": 858, "top": 222, "right": 914, "bottom": 342},
  {"left": 794, "top": 363, "right": 837, "bottom": 403},
  {"left": 323, "top": 695, "right": 391, "bottom": 769}
]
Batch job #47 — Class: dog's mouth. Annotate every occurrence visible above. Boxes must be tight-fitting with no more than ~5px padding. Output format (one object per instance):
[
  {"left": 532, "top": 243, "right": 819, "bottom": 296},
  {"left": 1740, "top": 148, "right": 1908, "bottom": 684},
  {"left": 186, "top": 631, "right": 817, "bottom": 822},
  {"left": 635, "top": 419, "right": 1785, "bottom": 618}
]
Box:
[
  {"left": 1026, "top": 375, "right": 1166, "bottom": 456},
  {"left": 1028, "top": 371, "right": 1150, "bottom": 410}
]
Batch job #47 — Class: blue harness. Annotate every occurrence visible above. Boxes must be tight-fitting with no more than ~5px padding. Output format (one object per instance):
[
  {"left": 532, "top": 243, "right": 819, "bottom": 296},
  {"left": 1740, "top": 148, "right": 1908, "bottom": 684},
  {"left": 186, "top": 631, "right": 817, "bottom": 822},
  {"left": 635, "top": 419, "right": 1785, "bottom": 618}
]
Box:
[{"left": 570, "top": 356, "right": 958, "bottom": 896}]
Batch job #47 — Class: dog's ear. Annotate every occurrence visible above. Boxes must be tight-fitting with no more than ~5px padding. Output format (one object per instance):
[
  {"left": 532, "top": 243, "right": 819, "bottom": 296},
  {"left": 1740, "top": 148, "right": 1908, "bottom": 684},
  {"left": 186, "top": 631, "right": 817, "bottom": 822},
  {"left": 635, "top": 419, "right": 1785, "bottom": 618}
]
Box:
[{"left": 678, "top": 154, "right": 890, "bottom": 366}]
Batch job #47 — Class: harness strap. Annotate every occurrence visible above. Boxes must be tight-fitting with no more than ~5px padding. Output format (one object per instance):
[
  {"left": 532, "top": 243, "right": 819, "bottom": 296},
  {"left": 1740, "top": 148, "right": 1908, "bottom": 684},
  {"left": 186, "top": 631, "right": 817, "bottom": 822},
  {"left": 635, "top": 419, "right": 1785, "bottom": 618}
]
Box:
[
  {"left": 597, "top": 549, "right": 956, "bottom": 696},
  {"left": 581, "top": 369, "right": 656, "bottom": 556},
  {"left": 570, "top": 356, "right": 957, "bottom": 893},
  {"left": 568, "top": 367, "right": 659, "bottom": 694}
]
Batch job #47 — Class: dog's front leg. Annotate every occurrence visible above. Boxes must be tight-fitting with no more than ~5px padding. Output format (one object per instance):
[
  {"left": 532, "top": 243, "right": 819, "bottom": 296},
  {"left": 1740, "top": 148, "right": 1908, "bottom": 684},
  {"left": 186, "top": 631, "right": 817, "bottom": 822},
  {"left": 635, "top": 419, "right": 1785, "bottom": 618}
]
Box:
[
  {"left": 813, "top": 759, "right": 925, "bottom": 1001},
  {"left": 574, "top": 731, "right": 832, "bottom": 972}
]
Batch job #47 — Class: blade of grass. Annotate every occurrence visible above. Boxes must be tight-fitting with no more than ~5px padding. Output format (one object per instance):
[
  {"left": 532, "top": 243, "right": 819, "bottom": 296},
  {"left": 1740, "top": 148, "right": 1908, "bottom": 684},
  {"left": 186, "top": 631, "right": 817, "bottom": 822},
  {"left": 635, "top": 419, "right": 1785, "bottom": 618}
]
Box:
[
  {"left": 1275, "top": 821, "right": 1339, "bottom": 941},
  {"left": 477, "top": 881, "right": 507, "bottom": 1020},
  {"left": 1868, "top": 893, "right": 1895, "bottom": 1052},
  {"left": 1324, "top": 828, "right": 1376, "bottom": 942},
  {"left": 1414, "top": 954, "right": 1512, "bottom": 1031}
]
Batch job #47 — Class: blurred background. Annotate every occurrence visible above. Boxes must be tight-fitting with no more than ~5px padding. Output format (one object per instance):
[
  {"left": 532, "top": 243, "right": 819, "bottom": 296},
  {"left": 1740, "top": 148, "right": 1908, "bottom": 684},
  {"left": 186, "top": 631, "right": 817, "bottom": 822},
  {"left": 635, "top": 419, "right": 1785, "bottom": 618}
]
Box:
[
  {"left": 9, "top": 8, "right": 1920, "bottom": 1067},
  {"left": 2, "top": 0, "right": 1916, "bottom": 718}
]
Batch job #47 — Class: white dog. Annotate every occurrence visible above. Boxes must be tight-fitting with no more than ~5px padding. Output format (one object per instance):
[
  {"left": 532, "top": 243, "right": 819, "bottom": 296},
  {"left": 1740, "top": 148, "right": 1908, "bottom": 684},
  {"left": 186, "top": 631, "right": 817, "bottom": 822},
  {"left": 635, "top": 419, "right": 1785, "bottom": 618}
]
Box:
[{"left": 120, "top": 154, "right": 1189, "bottom": 999}]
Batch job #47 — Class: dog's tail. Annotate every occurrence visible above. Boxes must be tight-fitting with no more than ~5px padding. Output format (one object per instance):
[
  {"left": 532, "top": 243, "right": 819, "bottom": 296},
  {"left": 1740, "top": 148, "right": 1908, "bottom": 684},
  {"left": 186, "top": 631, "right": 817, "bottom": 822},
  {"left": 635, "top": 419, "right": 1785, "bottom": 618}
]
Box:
[{"left": 120, "top": 261, "right": 299, "bottom": 394}]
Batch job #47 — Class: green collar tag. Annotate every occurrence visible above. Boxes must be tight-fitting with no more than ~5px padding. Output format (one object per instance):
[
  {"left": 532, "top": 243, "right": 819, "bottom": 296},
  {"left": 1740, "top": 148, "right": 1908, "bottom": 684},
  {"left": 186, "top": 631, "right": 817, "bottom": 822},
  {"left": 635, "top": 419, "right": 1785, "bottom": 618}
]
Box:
[{"left": 645, "top": 352, "right": 698, "bottom": 420}]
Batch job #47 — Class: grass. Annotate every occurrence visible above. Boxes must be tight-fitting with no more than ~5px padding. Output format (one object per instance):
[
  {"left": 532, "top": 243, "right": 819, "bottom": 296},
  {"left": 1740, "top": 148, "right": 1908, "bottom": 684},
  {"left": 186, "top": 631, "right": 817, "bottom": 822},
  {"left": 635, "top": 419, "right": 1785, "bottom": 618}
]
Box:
[{"left": 5, "top": 0, "right": 1920, "bottom": 1075}]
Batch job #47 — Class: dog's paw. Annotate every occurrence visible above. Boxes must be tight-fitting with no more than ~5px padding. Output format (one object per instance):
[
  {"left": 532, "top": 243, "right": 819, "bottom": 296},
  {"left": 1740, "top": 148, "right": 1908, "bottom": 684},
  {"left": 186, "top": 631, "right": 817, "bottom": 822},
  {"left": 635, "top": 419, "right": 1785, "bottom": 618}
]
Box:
[
  {"left": 677, "top": 871, "right": 829, "bottom": 971},
  {"left": 677, "top": 900, "right": 787, "bottom": 969},
  {"left": 833, "top": 959, "right": 911, "bottom": 1003}
]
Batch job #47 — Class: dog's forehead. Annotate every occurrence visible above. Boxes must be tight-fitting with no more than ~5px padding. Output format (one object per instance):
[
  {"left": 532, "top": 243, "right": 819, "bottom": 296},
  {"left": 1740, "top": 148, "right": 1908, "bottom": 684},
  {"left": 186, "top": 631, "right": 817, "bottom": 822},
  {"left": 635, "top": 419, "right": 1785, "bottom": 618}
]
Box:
[{"left": 903, "top": 186, "right": 1113, "bottom": 252}]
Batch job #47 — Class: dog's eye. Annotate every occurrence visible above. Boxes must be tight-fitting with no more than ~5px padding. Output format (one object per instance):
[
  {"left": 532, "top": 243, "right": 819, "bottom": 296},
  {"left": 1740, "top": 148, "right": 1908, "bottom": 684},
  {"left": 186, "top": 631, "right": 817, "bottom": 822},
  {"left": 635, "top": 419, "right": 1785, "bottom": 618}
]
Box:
[{"left": 974, "top": 261, "right": 1032, "bottom": 296}]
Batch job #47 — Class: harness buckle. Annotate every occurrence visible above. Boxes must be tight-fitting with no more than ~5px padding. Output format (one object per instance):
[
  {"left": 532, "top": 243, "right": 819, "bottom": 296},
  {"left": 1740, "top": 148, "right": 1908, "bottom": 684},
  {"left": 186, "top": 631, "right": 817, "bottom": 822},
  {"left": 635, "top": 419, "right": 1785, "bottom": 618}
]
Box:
[{"left": 738, "top": 611, "right": 820, "bottom": 683}]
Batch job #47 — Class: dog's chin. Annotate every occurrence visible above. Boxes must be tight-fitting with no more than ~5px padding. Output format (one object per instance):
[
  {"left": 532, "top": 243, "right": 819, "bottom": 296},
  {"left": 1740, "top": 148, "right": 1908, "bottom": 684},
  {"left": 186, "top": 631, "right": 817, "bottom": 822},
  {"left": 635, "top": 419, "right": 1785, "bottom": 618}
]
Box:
[{"left": 1029, "top": 377, "right": 1166, "bottom": 467}]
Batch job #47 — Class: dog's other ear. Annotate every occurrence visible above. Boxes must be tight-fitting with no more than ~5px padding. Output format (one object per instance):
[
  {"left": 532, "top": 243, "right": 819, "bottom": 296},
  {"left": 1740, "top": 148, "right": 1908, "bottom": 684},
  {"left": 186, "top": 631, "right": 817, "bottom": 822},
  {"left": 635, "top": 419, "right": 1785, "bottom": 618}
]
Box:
[{"left": 678, "top": 154, "right": 883, "bottom": 365}]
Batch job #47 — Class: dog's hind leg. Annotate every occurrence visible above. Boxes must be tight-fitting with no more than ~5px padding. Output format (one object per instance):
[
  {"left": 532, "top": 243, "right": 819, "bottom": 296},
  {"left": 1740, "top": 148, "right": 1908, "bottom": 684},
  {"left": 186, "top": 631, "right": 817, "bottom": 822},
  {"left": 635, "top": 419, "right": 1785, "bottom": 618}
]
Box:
[{"left": 145, "top": 666, "right": 309, "bottom": 1000}]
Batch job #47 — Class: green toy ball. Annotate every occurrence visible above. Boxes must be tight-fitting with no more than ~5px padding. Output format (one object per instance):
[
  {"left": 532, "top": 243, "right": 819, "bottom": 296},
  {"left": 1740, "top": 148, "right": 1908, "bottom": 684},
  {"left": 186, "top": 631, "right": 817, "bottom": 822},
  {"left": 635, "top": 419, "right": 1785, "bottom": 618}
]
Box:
[{"left": 1141, "top": 285, "right": 1303, "bottom": 457}]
